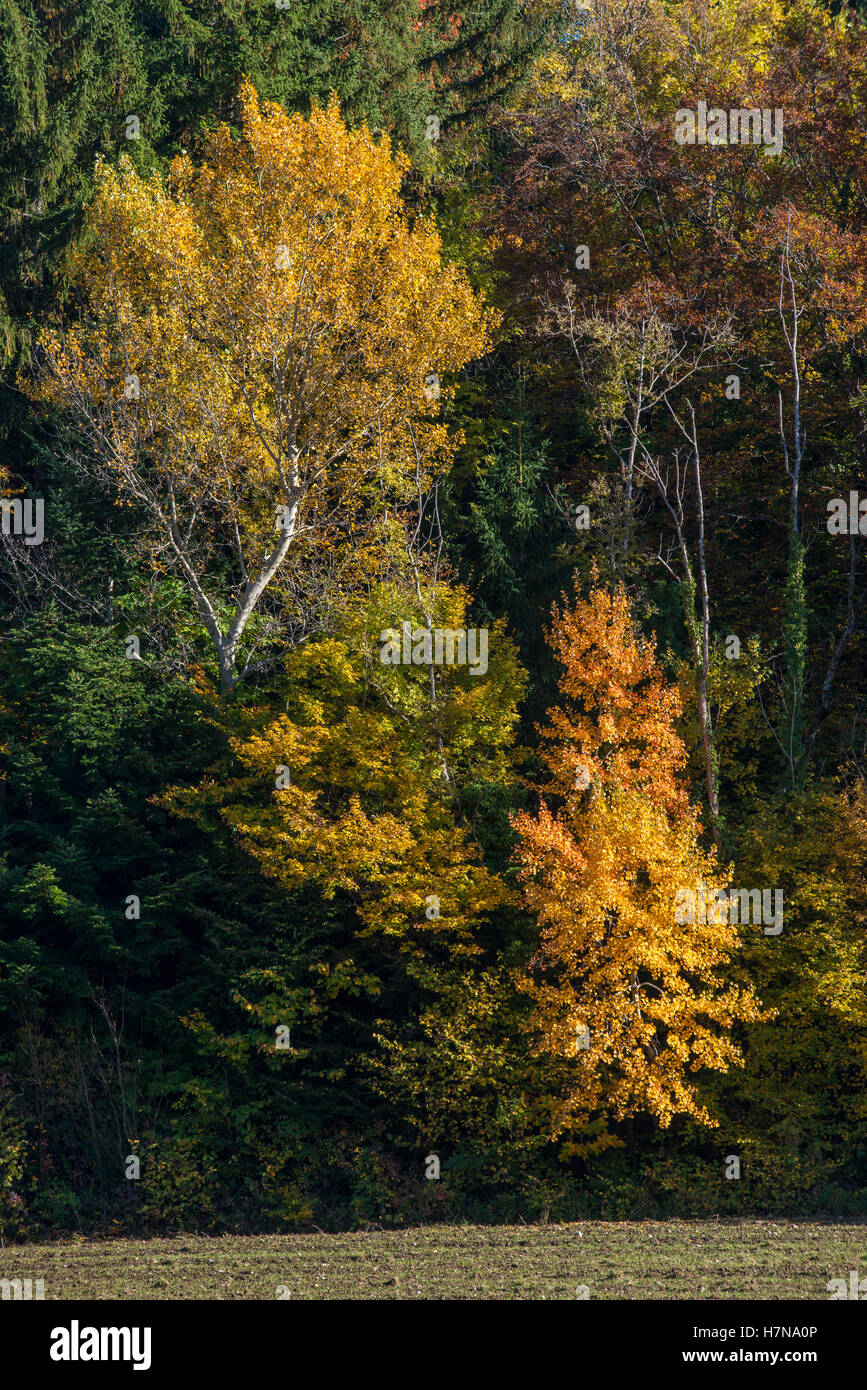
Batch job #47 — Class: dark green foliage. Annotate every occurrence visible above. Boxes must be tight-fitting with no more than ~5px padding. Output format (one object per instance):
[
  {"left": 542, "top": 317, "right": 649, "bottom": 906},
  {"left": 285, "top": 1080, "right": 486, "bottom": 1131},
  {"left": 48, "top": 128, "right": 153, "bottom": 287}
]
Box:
[{"left": 443, "top": 397, "right": 579, "bottom": 730}]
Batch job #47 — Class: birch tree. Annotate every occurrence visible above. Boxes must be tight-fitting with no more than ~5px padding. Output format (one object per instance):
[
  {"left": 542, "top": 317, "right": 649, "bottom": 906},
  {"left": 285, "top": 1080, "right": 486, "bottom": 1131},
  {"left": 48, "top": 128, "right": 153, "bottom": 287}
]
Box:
[
  {"left": 560, "top": 298, "right": 735, "bottom": 846},
  {"left": 33, "top": 82, "right": 493, "bottom": 691}
]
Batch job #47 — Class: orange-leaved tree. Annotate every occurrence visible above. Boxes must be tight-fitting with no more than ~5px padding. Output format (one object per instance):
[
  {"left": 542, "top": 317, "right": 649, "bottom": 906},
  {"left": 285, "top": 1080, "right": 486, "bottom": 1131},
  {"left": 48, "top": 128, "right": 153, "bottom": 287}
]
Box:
[
  {"left": 32, "top": 81, "right": 494, "bottom": 690},
  {"left": 514, "top": 580, "right": 766, "bottom": 1152}
]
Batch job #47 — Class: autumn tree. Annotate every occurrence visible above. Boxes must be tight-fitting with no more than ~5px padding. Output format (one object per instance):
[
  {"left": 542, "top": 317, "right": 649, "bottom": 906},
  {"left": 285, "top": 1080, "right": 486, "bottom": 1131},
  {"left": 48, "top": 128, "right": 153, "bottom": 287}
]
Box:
[
  {"left": 161, "top": 580, "right": 533, "bottom": 1155},
  {"left": 514, "top": 580, "right": 766, "bottom": 1151},
  {"left": 32, "top": 82, "right": 494, "bottom": 690}
]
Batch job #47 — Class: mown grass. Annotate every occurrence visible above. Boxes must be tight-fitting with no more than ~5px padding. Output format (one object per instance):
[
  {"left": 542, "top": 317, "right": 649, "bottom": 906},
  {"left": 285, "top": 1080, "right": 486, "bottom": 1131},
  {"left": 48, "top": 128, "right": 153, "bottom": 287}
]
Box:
[{"left": 2, "top": 1220, "right": 866, "bottom": 1299}]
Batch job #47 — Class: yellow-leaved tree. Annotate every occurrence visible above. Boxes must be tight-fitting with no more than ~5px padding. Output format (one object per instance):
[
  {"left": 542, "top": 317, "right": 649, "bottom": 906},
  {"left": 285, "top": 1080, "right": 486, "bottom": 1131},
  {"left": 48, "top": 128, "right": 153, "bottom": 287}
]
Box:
[
  {"left": 514, "top": 580, "right": 767, "bottom": 1152},
  {"left": 162, "top": 580, "right": 530, "bottom": 1152},
  {"left": 32, "top": 82, "right": 494, "bottom": 690}
]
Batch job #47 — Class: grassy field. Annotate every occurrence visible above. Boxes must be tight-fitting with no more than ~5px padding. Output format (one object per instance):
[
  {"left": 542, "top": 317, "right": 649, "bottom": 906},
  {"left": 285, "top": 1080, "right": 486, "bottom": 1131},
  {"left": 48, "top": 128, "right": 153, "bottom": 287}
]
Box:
[{"left": 1, "top": 1220, "right": 865, "bottom": 1299}]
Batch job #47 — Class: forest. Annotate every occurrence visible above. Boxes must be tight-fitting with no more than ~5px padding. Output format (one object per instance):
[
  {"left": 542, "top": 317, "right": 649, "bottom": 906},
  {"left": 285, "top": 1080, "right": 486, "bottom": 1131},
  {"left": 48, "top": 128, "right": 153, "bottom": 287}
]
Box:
[{"left": 1, "top": 0, "right": 866, "bottom": 1239}]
